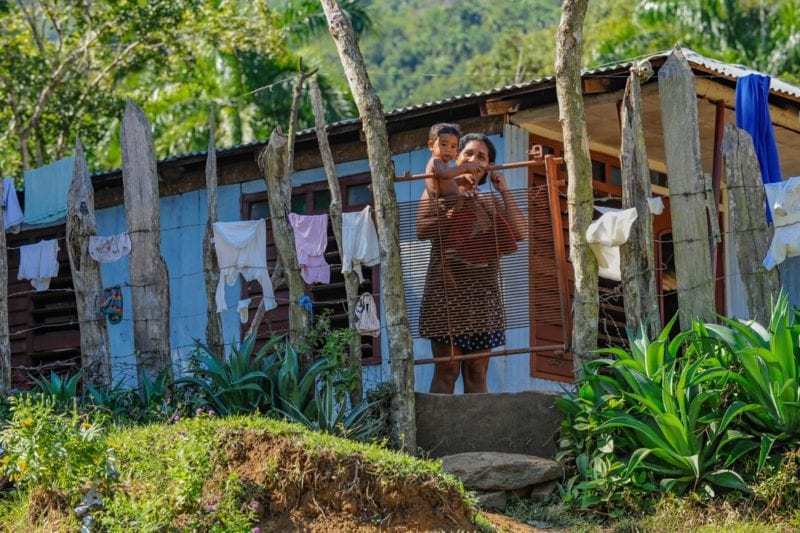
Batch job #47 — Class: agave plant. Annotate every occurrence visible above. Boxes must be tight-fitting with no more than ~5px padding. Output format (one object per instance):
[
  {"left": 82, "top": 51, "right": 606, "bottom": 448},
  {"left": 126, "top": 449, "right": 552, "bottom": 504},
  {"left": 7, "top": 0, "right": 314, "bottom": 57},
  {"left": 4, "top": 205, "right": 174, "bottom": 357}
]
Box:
[
  {"left": 84, "top": 380, "right": 131, "bottom": 419},
  {"left": 268, "top": 342, "right": 336, "bottom": 419},
  {"left": 31, "top": 370, "right": 82, "bottom": 409},
  {"left": 175, "top": 335, "right": 278, "bottom": 416}
]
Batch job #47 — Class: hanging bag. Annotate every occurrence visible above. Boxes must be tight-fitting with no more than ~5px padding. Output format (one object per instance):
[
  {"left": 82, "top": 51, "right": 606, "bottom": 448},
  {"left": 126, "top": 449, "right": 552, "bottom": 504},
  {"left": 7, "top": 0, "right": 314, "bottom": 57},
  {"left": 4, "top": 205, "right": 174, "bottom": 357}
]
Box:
[{"left": 355, "top": 293, "right": 380, "bottom": 337}]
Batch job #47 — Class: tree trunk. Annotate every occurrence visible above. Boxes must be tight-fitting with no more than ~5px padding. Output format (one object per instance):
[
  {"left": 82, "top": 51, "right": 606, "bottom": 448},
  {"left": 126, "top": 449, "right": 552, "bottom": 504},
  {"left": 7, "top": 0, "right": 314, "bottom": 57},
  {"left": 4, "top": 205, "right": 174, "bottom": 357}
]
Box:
[
  {"left": 658, "top": 47, "right": 716, "bottom": 328},
  {"left": 258, "top": 75, "right": 309, "bottom": 351},
  {"left": 554, "top": 0, "right": 597, "bottom": 375},
  {"left": 203, "top": 107, "right": 224, "bottom": 357},
  {"left": 0, "top": 187, "right": 10, "bottom": 393},
  {"left": 723, "top": 124, "right": 780, "bottom": 324},
  {"left": 321, "top": 0, "right": 416, "bottom": 453},
  {"left": 121, "top": 101, "right": 172, "bottom": 383},
  {"left": 309, "top": 75, "right": 363, "bottom": 405},
  {"left": 619, "top": 63, "right": 661, "bottom": 338},
  {"left": 66, "top": 139, "right": 112, "bottom": 389},
  {"left": 246, "top": 262, "right": 286, "bottom": 341}
]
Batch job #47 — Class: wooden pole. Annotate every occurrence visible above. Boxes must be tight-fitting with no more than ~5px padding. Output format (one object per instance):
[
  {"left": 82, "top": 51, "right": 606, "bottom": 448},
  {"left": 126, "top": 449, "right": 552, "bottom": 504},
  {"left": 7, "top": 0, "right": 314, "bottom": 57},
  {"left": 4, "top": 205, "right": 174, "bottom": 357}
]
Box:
[
  {"left": 121, "top": 101, "right": 172, "bottom": 383},
  {"left": 554, "top": 0, "right": 598, "bottom": 374},
  {"left": 308, "top": 75, "right": 363, "bottom": 404},
  {"left": 0, "top": 182, "right": 10, "bottom": 393},
  {"left": 658, "top": 47, "right": 716, "bottom": 328},
  {"left": 722, "top": 124, "right": 780, "bottom": 324},
  {"left": 203, "top": 106, "right": 224, "bottom": 357},
  {"left": 619, "top": 62, "right": 660, "bottom": 338},
  {"left": 66, "top": 140, "right": 112, "bottom": 388},
  {"left": 321, "top": 0, "right": 416, "bottom": 452},
  {"left": 257, "top": 73, "right": 310, "bottom": 352}
]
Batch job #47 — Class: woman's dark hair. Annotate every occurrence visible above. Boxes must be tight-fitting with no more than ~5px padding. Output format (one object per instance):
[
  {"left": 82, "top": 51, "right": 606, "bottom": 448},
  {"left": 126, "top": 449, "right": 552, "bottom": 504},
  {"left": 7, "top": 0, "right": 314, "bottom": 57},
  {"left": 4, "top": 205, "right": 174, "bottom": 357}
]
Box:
[{"left": 459, "top": 133, "right": 496, "bottom": 163}]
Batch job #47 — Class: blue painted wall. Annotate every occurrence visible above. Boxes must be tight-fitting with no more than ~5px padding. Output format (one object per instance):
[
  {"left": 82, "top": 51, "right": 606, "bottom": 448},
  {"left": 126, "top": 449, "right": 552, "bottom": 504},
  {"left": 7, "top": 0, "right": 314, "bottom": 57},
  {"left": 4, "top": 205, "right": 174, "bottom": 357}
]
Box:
[{"left": 95, "top": 125, "right": 566, "bottom": 394}]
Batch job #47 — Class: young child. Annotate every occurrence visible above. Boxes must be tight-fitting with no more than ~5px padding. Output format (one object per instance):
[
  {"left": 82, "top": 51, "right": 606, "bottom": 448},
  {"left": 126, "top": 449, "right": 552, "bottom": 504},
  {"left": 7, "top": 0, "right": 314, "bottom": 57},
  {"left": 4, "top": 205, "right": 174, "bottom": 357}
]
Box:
[{"left": 424, "top": 123, "right": 482, "bottom": 199}]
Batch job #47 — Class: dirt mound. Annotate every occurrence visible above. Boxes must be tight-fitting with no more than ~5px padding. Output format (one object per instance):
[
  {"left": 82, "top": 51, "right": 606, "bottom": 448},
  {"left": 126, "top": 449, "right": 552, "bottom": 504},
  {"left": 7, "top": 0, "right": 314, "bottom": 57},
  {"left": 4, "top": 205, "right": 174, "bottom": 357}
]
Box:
[{"left": 205, "top": 429, "right": 478, "bottom": 532}]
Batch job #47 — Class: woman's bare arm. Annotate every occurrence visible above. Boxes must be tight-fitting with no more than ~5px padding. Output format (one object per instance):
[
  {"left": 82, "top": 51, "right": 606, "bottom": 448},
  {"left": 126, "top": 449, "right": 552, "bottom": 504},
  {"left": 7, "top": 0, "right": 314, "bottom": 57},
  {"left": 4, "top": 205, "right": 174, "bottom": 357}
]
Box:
[{"left": 491, "top": 172, "right": 527, "bottom": 241}]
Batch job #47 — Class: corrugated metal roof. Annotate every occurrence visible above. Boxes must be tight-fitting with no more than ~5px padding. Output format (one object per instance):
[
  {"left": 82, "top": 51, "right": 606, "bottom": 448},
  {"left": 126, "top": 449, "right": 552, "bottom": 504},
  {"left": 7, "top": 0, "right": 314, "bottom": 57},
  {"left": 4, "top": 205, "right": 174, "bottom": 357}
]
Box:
[{"left": 93, "top": 48, "right": 800, "bottom": 177}]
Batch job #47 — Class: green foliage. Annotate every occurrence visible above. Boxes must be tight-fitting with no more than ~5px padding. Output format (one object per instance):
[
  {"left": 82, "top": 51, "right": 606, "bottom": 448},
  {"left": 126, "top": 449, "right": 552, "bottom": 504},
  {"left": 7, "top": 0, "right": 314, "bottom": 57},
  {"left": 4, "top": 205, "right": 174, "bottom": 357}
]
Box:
[
  {"left": 31, "top": 371, "right": 82, "bottom": 410},
  {"left": 0, "top": 396, "right": 115, "bottom": 500}
]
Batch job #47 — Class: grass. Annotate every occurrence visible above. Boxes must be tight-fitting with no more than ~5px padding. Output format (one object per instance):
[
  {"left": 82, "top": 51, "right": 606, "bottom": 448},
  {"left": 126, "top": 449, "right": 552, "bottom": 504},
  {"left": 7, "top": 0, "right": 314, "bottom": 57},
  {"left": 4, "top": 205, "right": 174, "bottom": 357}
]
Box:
[{"left": 0, "top": 415, "right": 482, "bottom": 532}]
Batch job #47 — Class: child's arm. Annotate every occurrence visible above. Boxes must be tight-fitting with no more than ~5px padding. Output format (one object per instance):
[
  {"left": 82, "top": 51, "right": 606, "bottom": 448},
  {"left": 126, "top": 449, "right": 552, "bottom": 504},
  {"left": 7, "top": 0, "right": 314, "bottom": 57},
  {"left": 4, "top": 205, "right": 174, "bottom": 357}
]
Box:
[{"left": 431, "top": 158, "right": 483, "bottom": 180}]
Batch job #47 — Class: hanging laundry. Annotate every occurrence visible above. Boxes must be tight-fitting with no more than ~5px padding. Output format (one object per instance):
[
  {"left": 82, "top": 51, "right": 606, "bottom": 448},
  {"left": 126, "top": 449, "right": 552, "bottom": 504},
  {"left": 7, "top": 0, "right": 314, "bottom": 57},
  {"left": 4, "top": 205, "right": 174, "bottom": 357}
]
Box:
[
  {"left": 212, "top": 219, "right": 276, "bottom": 314},
  {"left": 736, "top": 74, "right": 783, "bottom": 223},
  {"left": 355, "top": 292, "right": 380, "bottom": 337},
  {"left": 237, "top": 298, "right": 252, "bottom": 324},
  {"left": 647, "top": 196, "right": 665, "bottom": 216},
  {"left": 298, "top": 293, "right": 314, "bottom": 321},
  {"left": 18, "top": 239, "right": 60, "bottom": 291},
  {"left": 342, "top": 206, "right": 380, "bottom": 283},
  {"left": 763, "top": 177, "right": 800, "bottom": 270},
  {"left": 2, "top": 178, "right": 23, "bottom": 232},
  {"left": 89, "top": 233, "right": 132, "bottom": 263},
  {"left": 586, "top": 207, "right": 638, "bottom": 281},
  {"left": 98, "top": 286, "right": 124, "bottom": 324},
  {"left": 288, "top": 213, "right": 330, "bottom": 284},
  {"left": 23, "top": 156, "right": 75, "bottom": 226}
]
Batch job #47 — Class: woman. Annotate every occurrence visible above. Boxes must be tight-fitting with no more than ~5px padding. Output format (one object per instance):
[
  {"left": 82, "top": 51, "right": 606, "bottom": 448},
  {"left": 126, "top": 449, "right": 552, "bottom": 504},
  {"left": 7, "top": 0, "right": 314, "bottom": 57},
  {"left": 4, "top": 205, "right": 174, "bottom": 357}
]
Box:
[{"left": 416, "top": 133, "right": 527, "bottom": 393}]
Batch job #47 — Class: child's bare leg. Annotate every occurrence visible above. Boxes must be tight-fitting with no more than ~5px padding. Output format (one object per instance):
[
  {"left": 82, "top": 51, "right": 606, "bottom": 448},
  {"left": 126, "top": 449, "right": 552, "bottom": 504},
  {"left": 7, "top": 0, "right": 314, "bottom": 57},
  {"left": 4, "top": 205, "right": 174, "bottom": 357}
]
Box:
[{"left": 429, "top": 341, "right": 462, "bottom": 394}]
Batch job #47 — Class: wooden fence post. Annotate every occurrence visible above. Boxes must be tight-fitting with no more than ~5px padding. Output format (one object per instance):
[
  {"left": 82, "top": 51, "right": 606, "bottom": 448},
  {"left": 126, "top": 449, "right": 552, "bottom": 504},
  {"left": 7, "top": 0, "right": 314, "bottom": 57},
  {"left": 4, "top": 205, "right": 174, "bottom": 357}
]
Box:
[
  {"left": 0, "top": 183, "right": 10, "bottom": 393},
  {"left": 555, "top": 0, "right": 597, "bottom": 374},
  {"left": 619, "top": 62, "right": 661, "bottom": 338},
  {"left": 658, "top": 47, "right": 717, "bottom": 329},
  {"left": 66, "top": 140, "right": 112, "bottom": 388},
  {"left": 322, "top": 0, "right": 416, "bottom": 452},
  {"left": 203, "top": 107, "right": 224, "bottom": 357},
  {"left": 308, "top": 74, "right": 363, "bottom": 404},
  {"left": 121, "top": 101, "right": 172, "bottom": 383},
  {"left": 723, "top": 124, "right": 780, "bottom": 323},
  {"left": 257, "top": 73, "right": 310, "bottom": 351}
]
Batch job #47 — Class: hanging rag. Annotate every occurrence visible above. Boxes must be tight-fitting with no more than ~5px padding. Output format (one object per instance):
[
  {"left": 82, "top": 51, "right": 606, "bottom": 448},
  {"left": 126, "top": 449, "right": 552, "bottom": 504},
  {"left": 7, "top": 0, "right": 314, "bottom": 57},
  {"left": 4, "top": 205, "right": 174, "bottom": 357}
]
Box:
[
  {"left": 586, "top": 207, "right": 638, "bottom": 281},
  {"left": 355, "top": 292, "right": 380, "bottom": 337},
  {"left": 18, "top": 239, "right": 60, "bottom": 291},
  {"left": 212, "top": 219, "right": 276, "bottom": 314},
  {"left": 88, "top": 233, "right": 132, "bottom": 263},
  {"left": 763, "top": 177, "right": 800, "bottom": 269},
  {"left": 342, "top": 206, "right": 381, "bottom": 283},
  {"left": 23, "top": 156, "right": 75, "bottom": 226},
  {"left": 647, "top": 196, "right": 665, "bottom": 216},
  {"left": 736, "top": 74, "right": 783, "bottom": 223},
  {"left": 98, "top": 286, "right": 123, "bottom": 324},
  {"left": 298, "top": 293, "right": 314, "bottom": 321},
  {"left": 237, "top": 298, "right": 252, "bottom": 324},
  {"left": 2, "top": 178, "right": 23, "bottom": 232},
  {"left": 288, "top": 213, "right": 330, "bottom": 284}
]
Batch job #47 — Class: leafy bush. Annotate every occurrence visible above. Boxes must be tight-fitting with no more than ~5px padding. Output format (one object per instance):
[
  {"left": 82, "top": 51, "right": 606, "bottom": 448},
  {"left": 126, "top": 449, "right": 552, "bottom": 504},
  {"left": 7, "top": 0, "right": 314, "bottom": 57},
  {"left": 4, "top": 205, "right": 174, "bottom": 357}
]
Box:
[
  {"left": 0, "top": 396, "right": 115, "bottom": 500},
  {"left": 31, "top": 370, "right": 82, "bottom": 410}
]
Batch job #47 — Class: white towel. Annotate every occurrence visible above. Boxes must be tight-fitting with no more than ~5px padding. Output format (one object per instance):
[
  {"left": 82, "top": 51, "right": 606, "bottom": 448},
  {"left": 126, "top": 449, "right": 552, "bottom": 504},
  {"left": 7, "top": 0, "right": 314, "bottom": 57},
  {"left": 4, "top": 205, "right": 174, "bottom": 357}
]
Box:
[
  {"left": 213, "top": 220, "right": 276, "bottom": 314},
  {"left": 18, "top": 239, "right": 60, "bottom": 291},
  {"left": 89, "top": 233, "right": 132, "bottom": 263},
  {"left": 586, "top": 207, "right": 638, "bottom": 281},
  {"left": 342, "top": 206, "right": 380, "bottom": 283},
  {"left": 764, "top": 177, "right": 800, "bottom": 269}
]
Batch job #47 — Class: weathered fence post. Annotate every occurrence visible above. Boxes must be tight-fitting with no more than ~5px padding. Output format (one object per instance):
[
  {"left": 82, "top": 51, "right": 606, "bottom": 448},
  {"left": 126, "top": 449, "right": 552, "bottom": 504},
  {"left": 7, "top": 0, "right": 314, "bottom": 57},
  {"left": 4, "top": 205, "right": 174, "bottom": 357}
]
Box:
[
  {"left": 555, "top": 0, "right": 597, "bottom": 375},
  {"left": 121, "top": 101, "right": 172, "bottom": 382},
  {"left": 322, "top": 0, "right": 416, "bottom": 452},
  {"left": 723, "top": 124, "right": 780, "bottom": 323},
  {"left": 309, "top": 74, "right": 363, "bottom": 404},
  {"left": 257, "top": 73, "right": 310, "bottom": 350},
  {"left": 658, "top": 47, "right": 717, "bottom": 328},
  {"left": 66, "top": 140, "right": 112, "bottom": 388},
  {"left": 203, "top": 107, "right": 224, "bottom": 357},
  {"left": 0, "top": 185, "right": 10, "bottom": 393},
  {"left": 619, "top": 62, "right": 661, "bottom": 338}
]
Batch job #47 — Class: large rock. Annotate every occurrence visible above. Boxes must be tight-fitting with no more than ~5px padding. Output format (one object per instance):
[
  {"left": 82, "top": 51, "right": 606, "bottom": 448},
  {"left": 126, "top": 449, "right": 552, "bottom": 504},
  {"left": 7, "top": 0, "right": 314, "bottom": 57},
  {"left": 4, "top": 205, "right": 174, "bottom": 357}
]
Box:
[
  {"left": 441, "top": 452, "right": 562, "bottom": 491},
  {"left": 415, "top": 391, "right": 562, "bottom": 458},
  {"left": 475, "top": 490, "right": 507, "bottom": 511}
]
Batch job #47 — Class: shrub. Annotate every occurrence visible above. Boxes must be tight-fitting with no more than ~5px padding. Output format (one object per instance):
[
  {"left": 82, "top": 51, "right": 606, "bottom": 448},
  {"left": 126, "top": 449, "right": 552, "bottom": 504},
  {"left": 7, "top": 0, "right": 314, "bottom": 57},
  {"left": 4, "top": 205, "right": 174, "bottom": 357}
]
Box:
[{"left": 0, "top": 395, "right": 115, "bottom": 501}]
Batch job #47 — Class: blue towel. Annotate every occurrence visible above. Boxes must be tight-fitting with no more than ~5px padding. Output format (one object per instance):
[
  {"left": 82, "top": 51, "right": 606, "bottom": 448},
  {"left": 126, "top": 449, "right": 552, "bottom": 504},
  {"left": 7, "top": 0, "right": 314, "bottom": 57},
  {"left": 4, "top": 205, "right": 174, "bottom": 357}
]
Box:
[
  {"left": 23, "top": 156, "right": 74, "bottom": 226},
  {"left": 735, "top": 74, "right": 782, "bottom": 223}
]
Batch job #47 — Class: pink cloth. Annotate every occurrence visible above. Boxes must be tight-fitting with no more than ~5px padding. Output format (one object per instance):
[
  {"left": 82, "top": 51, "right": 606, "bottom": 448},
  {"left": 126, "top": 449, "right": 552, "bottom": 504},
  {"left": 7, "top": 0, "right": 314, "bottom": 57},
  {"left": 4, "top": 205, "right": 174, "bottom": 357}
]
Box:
[{"left": 288, "top": 213, "right": 330, "bottom": 284}]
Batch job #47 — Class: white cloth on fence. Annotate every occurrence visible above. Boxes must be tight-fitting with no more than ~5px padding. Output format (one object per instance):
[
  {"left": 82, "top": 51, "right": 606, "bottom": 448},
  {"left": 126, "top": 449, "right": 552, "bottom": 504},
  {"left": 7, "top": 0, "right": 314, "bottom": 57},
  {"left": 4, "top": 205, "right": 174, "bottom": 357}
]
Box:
[
  {"left": 88, "top": 233, "right": 132, "bottom": 263},
  {"left": 3, "top": 178, "right": 23, "bottom": 232},
  {"left": 764, "top": 177, "right": 800, "bottom": 269},
  {"left": 586, "top": 207, "right": 638, "bottom": 281},
  {"left": 647, "top": 196, "right": 665, "bottom": 215},
  {"left": 288, "top": 212, "right": 330, "bottom": 284},
  {"left": 237, "top": 298, "right": 252, "bottom": 324},
  {"left": 213, "top": 219, "right": 276, "bottom": 314},
  {"left": 18, "top": 239, "right": 60, "bottom": 291},
  {"left": 342, "top": 206, "right": 380, "bottom": 283},
  {"left": 355, "top": 292, "right": 380, "bottom": 337}
]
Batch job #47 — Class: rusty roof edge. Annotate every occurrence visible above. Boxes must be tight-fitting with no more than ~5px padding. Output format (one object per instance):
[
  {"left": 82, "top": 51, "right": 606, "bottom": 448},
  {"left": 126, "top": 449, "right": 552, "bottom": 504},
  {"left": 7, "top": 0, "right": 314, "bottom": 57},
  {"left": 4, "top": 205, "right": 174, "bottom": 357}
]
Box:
[{"left": 91, "top": 48, "right": 800, "bottom": 181}]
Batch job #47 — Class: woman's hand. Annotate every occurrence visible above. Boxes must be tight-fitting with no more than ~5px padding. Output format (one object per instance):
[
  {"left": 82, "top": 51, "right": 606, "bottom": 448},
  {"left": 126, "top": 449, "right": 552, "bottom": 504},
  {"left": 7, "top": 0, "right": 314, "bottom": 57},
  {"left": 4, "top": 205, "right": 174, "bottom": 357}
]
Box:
[{"left": 490, "top": 171, "right": 509, "bottom": 193}]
